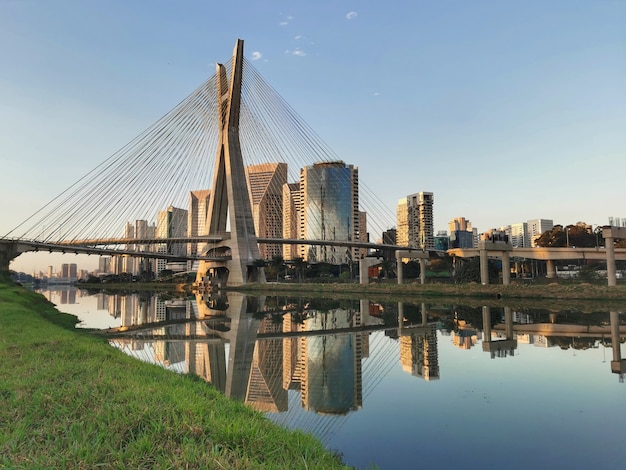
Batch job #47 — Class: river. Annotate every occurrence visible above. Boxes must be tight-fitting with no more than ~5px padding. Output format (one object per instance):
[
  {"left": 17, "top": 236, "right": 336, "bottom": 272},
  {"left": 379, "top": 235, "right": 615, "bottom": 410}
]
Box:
[{"left": 38, "top": 286, "right": 626, "bottom": 469}]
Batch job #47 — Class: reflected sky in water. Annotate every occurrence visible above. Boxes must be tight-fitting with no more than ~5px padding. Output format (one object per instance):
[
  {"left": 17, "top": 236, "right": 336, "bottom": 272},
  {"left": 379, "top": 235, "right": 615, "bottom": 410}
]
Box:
[{"left": 38, "top": 286, "right": 626, "bottom": 469}]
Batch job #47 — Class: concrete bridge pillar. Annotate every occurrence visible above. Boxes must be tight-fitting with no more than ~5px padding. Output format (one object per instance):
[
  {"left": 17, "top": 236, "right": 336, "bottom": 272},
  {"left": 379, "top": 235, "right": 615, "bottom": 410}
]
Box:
[
  {"left": 601, "top": 227, "right": 626, "bottom": 287},
  {"left": 359, "top": 258, "right": 382, "bottom": 285},
  {"left": 482, "top": 306, "right": 492, "bottom": 340},
  {"left": 396, "top": 250, "right": 429, "bottom": 285},
  {"left": 0, "top": 242, "right": 19, "bottom": 273},
  {"left": 480, "top": 246, "right": 489, "bottom": 285},
  {"left": 546, "top": 260, "right": 556, "bottom": 279},
  {"left": 477, "top": 240, "right": 513, "bottom": 286},
  {"left": 396, "top": 254, "right": 404, "bottom": 285},
  {"left": 502, "top": 251, "right": 510, "bottom": 285},
  {"left": 606, "top": 237, "right": 616, "bottom": 287},
  {"left": 504, "top": 307, "right": 513, "bottom": 340}
]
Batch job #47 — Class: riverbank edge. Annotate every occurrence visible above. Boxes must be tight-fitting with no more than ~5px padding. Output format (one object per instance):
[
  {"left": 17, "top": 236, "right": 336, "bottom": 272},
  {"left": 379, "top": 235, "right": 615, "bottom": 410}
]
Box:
[
  {"left": 0, "top": 278, "right": 349, "bottom": 469},
  {"left": 229, "top": 280, "right": 626, "bottom": 302}
]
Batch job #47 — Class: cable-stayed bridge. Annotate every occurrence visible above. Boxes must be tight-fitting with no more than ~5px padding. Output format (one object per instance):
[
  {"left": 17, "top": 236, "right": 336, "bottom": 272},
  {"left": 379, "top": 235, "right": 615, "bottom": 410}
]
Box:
[{"left": 1, "top": 39, "right": 412, "bottom": 286}]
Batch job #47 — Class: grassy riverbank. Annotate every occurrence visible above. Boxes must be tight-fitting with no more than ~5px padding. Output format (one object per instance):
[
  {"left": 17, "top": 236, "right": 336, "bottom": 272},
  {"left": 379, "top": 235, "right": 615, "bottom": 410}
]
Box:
[
  {"left": 0, "top": 278, "right": 348, "bottom": 469},
  {"left": 233, "top": 279, "right": 626, "bottom": 301}
]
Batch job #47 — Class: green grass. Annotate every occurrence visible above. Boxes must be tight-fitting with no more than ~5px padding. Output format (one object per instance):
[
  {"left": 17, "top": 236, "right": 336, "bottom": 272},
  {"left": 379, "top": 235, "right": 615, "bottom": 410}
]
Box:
[{"left": 0, "top": 279, "right": 348, "bottom": 469}]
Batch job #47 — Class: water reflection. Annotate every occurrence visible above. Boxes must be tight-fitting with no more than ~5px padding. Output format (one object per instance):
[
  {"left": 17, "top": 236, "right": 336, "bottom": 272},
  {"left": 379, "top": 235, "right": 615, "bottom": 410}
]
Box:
[{"left": 38, "top": 287, "right": 626, "bottom": 468}]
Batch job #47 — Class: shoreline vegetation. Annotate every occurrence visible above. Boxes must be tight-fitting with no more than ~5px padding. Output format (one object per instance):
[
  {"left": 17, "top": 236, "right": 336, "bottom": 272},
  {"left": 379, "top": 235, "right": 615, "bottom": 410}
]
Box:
[
  {"left": 0, "top": 277, "right": 348, "bottom": 469},
  {"left": 230, "top": 279, "right": 626, "bottom": 300},
  {"left": 229, "top": 280, "right": 626, "bottom": 312},
  {"left": 74, "top": 278, "right": 626, "bottom": 311}
]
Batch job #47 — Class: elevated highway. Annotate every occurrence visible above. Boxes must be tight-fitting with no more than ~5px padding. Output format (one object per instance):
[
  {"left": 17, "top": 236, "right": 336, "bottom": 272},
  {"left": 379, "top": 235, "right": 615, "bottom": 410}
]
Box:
[{"left": 448, "top": 227, "right": 626, "bottom": 287}]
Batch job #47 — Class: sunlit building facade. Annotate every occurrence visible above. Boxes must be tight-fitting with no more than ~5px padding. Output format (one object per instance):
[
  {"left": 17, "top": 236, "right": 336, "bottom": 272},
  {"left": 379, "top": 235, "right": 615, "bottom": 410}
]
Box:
[
  {"left": 245, "top": 163, "right": 288, "bottom": 260},
  {"left": 188, "top": 189, "right": 211, "bottom": 258},
  {"left": 299, "top": 161, "right": 360, "bottom": 263},
  {"left": 397, "top": 192, "right": 435, "bottom": 250}
]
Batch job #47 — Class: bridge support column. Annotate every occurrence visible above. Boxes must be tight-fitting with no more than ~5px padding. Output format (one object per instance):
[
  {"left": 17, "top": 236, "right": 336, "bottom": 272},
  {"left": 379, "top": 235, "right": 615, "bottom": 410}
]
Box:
[
  {"left": 359, "top": 258, "right": 382, "bottom": 285},
  {"left": 606, "top": 236, "right": 616, "bottom": 287},
  {"left": 546, "top": 260, "right": 556, "bottom": 279},
  {"left": 480, "top": 246, "right": 489, "bottom": 285},
  {"left": 482, "top": 306, "right": 492, "bottom": 340},
  {"left": 397, "top": 254, "right": 404, "bottom": 285},
  {"left": 504, "top": 307, "right": 513, "bottom": 340},
  {"left": 601, "top": 227, "right": 626, "bottom": 287},
  {"left": 419, "top": 258, "right": 426, "bottom": 285},
  {"left": 610, "top": 311, "right": 626, "bottom": 375},
  {"left": 502, "top": 252, "right": 510, "bottom": 285},
  {"left": 0, "top": 242, "right": 19, "bottom": 274}
]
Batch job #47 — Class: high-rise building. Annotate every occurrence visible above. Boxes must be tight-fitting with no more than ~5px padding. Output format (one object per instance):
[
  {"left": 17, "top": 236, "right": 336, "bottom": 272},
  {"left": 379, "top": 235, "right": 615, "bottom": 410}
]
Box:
[
  {"left": 156, "top": 206, "right": 188, "bottom": 273},
  {"left": 509, "top": 222, "right": 529, "bottom": 248},
  {"left": 299, "top": 161, "right": 359, "bottom": 263},
  {"left": 282, "top": 182, "right": 301, "bottom": 261},
  {"left": 245, "top": 163, "right": 288, "bottom": 260},
  {"left": 434, "top": 230, "right": 449, "bottom": 251},
  {"left": 358, "top": 211, "right": 368, "bottom": 259},
  {"left": 527, "top": 219, "right": 554, "bottom": 246},
  {"left": 400, "top": 325, "right": 439, "bottom": 380},
  {"left": 448, "top": 217, "right": 477, "bottom": 248},
  {"left": 397, "top": 192, "right": 435, "bottom": 250},
  {"left": 188, "top": 189, "right": 211, "bottom": 260}
]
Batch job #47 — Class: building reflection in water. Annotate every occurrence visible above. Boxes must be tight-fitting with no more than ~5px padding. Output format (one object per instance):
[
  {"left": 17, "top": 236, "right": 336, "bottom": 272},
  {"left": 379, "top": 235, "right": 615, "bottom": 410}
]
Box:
[
  {"left": 98, "top": 290, "right": 626, "bottom": 420},
  {"left": 398, "top": 303, "right": 439, "bottom": 380}
]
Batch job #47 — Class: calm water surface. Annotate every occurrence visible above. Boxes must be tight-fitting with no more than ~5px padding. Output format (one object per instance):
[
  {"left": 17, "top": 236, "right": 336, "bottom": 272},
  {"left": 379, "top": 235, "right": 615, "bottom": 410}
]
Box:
[{"left": 39, "top": 286, "right": 626, "bottom": 469}]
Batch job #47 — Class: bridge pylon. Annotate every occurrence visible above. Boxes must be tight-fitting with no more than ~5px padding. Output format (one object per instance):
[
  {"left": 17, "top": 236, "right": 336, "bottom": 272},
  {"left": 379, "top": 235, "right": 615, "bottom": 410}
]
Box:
[{"left": 196, "top": 39, "right": 265, "bottom": 289}]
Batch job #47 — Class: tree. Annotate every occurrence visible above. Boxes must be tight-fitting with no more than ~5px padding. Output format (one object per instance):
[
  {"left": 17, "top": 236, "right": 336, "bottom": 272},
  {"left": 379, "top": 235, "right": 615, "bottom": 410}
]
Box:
[
  {"left": 535, "top": 222, "right": 602, "bottom": 248},
  {"left": 534, "top": 225, "right": 567, "bottom": 247},
  {"left": 291, "top": 257, "right": 306, "bottom": 282},
  {"left": 379, "top": 259, "right": 396, "bottom": 279},
  {"left": 454, "top": 257, "right": 499, "bottom": 283},
  {"left": 268, "top": 255, "right": 285, "bottom": 281}
]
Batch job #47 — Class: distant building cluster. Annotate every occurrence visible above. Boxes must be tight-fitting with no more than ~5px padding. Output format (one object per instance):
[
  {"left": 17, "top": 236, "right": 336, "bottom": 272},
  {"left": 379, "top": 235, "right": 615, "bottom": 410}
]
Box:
[
  {"left": 92, "top": 160, "right": 366, "bottom": 278},
  {"left": 26, "top": 155, "right": 565, "bottom": 279},
  {"left": 30, "top": 262, "right": 89, "bottom": 284}
]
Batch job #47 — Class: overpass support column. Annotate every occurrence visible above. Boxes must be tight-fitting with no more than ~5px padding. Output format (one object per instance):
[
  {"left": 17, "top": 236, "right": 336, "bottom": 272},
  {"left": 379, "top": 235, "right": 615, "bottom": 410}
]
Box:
[
  {"left": 546, "top": 260, "right": 556, "bottom": 279},
  {"left": 502, "top": 252, "right": 510, "bottom": 285},
  {"left": 419, "top": 258, "right": 426, "bottom": 285},
  {"left": 0, "top": 242, "right": 19, "bottom": 273},
  {"left": 504, "top": 307, "right": 513, "bottom": 340},
  {"left": 606, "top": 236, "right": 616, "bottom": 287},
  {"left": 359, "top": 259, "right": 369, "bottom": 285},
  {"left": 480, "top": 246, "right": 489, "bottom": 285},
  {"left": 482, "top": 306, "right": 492, "bottom": 341},
  {"left": 397, "top": 254, "right": 404, "bottom": 285}
]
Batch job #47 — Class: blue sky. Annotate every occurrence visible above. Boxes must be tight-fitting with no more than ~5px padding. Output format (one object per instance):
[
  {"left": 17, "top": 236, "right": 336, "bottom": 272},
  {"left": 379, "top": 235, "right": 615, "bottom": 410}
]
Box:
[{"left": 1, "top": 0, "right": 625, "bottom": 273}]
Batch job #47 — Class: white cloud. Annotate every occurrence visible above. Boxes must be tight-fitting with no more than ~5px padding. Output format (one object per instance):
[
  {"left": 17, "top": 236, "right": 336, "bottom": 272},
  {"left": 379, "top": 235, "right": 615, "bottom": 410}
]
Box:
[
  {"left": 346, "top": 11, "right": 357, "bottom": 20},
  {"left": 294, "top": 35, "right": 303, "bottom": 40},
  {"left": 373, "top": 92, "right": 380, "bottom": 96},
  {"left": 279, "top": 15, "right": 294, "bottom": 26},
  {"left": 250, "top": 51, "right": 262, "bottom": 61},
  {"left": 286, "top": 48, "right": 306, "bottom": 57}
]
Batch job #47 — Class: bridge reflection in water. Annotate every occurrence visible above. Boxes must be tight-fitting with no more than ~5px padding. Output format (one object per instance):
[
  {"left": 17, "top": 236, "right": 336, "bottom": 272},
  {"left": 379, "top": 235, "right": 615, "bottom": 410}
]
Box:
[
  {"left": 38, "top": 286, "right": 626, "bottom": 467},
  {"left": 103, "top": 292, "right": 441, "bottom": 417}
]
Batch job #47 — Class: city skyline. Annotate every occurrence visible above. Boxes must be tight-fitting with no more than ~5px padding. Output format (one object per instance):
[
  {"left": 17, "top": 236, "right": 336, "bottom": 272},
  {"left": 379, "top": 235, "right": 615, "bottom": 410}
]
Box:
[{"left": 2, "top": 1, "right": 624, "bottom": 272}]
